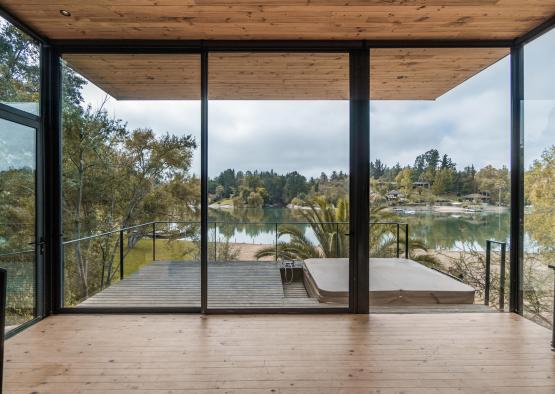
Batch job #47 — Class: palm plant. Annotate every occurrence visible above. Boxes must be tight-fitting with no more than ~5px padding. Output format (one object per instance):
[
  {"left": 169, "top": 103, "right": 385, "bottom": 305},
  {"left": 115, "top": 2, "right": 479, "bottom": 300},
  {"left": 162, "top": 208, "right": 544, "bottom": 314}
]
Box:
[{"left": 256, "top": 196, "right": 441, "bottom": 269}]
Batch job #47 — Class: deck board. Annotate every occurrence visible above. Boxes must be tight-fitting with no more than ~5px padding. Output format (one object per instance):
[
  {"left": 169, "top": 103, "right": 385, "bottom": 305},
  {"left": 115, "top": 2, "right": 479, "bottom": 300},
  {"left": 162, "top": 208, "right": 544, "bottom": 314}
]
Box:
[
  {"left": 78, "top": 261, "right": 324, "bottom": 309},
  {"left": 4, "top": 313, "right": 554, "bottom": 393}
]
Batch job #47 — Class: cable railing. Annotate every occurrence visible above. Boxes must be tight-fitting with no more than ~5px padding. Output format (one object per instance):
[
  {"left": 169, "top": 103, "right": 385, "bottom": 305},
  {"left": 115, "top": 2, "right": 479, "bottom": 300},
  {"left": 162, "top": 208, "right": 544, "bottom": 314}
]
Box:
[
  {"left": 0, "top": 249, "right": 35, "bottom": 259},
  {"left": 62, "top": 220, "right": 409, "bottom": 279}
]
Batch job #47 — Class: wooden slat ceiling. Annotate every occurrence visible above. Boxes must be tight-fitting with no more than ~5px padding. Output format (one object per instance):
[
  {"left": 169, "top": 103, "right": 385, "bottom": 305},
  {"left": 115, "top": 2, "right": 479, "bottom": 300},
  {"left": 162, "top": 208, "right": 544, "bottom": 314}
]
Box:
[
  {"left": 63, "top": 54, "right": 202, "bottom": 100},
  {"left": 63, "top": 48, "right": 509, "bottom": 100},
  {"left": 1, "top": 1, "right": 554, "bottom": 40},
  {"left": 370, "top": 47, "right": 509, "bottom": 100}
]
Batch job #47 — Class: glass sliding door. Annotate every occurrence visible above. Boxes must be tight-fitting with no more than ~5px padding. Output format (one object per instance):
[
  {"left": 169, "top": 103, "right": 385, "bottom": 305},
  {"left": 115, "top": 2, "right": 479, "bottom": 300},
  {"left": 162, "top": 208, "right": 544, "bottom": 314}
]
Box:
[
  {"left": 60, "top": 54, "right": 201, "bottom": 310},
  {"left": 368, "top": 48, "right": 511, "bottom": 311},
  {"left": 207, "top": 52, "right": 350, "bottom": 310},
  {"left": 0, "top": 14, "right": 42, "bottom": 333},
  {"left": 523, "top": 28, "right": 555, "bottom": 328},
  {"left": 0, "top": 119, "right": 39, "bottom": 332}
]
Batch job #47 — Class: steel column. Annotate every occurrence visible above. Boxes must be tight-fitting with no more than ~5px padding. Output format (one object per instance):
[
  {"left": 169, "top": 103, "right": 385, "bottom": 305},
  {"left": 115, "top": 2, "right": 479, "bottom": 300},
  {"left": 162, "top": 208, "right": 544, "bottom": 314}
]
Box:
[
  {"left": 200, "top": 50, "right": 209, "bottom": 313},
  {"left": 349, "top": 48, "right": 370, "bottom": 314},
  {"left": 509, "top": 45, "right": 524, "bottom": 314},
  {"left": 42, "top": 45, "right": 63, "bottom": 314}
]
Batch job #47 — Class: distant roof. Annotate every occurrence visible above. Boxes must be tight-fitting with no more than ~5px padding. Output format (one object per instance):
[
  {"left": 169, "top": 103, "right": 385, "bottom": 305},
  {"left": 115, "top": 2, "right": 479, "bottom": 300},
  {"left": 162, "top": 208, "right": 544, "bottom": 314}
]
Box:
[{"left": 464, "top": 193, "right": 489, "bottom": 199}]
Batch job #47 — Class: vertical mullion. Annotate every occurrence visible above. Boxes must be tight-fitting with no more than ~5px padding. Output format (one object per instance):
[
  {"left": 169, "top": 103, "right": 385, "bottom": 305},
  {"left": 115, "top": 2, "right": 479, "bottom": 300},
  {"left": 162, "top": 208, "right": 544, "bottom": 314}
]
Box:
[
  {"left": 509, "top": 45, "right": 524, "bottom": 314},
  {"left": 42, "top": 46, "right": 63, "bottom": 314},
  {"left": 349, "top": 48, "right": 370, "bottom": 314},
  {"left": 35, "top": 44, "right": 47, "bottom": 319},
  {"left": 200, "top": 49, "right": 208, "bottom": 313}
]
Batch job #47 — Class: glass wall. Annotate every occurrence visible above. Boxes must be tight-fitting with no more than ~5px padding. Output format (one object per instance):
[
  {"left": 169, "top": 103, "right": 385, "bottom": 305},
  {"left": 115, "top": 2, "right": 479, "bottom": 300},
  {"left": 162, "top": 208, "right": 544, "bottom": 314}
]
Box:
[
  {"left": 61, "top": 54, "right": 201, "bottom": 309},
  {"left": 0, "top": 16, "right": 40, "bottom": 115},
  {"left": 0, "top": 15, "right": 40, "bottom": 333},
  {"left": 369, "top": 48, "right": 511, "bottom": 310},
  {"left": 523, "top": 28, "right": 555, "bottom": 328},
  {"left": 0, "top": 120, "right": 37, "bottom": 331},
  {"left": 208, "top": 52, "right": 350, "bottom": 309}
]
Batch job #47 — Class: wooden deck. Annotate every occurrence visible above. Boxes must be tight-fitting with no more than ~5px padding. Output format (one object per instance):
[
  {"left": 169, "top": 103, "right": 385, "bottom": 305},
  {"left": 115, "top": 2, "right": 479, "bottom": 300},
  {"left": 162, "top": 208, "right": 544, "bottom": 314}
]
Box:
[
  {"left": 78, "top": 260, "right": 496, "bottom": 312},
  {"left": 4, "top": 313, "right": 554, "bottom": 393},
  {"left": 78, "top": 261, "right": 325, "bottom": 309}
]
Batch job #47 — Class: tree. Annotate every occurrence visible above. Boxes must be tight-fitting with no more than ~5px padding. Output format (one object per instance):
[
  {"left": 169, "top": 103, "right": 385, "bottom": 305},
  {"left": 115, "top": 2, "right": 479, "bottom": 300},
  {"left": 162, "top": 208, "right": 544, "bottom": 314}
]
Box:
[
  {"left": 440, "top": 154, "right": 456, "bottom": 171},
  {"left": 476, "top": 165, "right": 509, "bottom": 205},
  {"left": 282, "top": 171, "right": 308, "bottom": 203},
  {"left": 0, "top": 23, "right": 39, "bottom": 104},
  {"left": 395, "top": 167, "right": 413, "bottom": 194},
  {"left": 432, "top": 168, "right": 455, "bottom": 196},
  {"left": 370, "top": 159, "right": 386, "bottom": 179},
  {"left": 256, "top": 197, "right": 439, "bottom": 268},
  {"left": 525, "top": 146, "right": 555, "bottom": 250}
]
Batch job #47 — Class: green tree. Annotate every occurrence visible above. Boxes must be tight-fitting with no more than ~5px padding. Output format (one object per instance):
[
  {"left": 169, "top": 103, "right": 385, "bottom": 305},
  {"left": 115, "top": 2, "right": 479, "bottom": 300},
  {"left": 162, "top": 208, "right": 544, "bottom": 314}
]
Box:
[
  {"left": 0, "top": 23, "right": 39, "bottom": 104},
  {"left": 476, "top": 165, "right": 509, "bottom": 205},
  {"left": 395, "top": 167, "right": 413, "bottom": 195},
  {"left": 432, "top": 168, "right": 455, "bottom": 196},
  {"left": 525, "top": 146, "right": 555, "bottom": 249}
]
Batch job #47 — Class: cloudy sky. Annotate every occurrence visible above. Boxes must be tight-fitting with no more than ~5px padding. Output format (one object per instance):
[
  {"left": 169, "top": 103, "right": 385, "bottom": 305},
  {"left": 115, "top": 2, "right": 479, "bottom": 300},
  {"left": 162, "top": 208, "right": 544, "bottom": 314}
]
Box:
[{"left": 77, "top": 30, "right": 554, "bottom": 178}]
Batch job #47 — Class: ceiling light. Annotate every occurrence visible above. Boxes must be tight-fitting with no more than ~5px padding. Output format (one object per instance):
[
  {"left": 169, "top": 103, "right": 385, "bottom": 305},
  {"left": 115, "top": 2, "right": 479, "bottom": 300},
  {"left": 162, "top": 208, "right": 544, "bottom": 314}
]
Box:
[{"left": 59, "top": 10, "right": 72, "bottom": 17}]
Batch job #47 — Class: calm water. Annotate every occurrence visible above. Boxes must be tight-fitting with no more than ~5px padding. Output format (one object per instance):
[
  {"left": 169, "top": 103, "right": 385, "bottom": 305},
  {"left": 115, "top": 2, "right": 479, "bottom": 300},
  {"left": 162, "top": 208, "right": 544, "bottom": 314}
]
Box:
[{"left": 208, "top": 207, "right": 511, "bottom": 251}]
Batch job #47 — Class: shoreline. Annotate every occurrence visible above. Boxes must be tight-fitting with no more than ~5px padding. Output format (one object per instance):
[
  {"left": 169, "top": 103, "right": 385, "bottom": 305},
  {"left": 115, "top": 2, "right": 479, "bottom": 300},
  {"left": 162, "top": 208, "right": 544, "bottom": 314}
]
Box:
[{"left": 386, "top": 205, "right": 508, "bottom": 214}]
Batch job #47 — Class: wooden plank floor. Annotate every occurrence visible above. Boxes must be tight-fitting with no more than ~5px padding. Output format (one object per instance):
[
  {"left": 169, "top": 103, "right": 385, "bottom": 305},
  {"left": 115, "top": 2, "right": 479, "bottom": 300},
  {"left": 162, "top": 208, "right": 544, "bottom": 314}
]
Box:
[
  {"left": 78, "top": 261, "right": 323, "bottom": 309},
  {"left": 4, "top": 313, "right": 554, "bottom": 393}
]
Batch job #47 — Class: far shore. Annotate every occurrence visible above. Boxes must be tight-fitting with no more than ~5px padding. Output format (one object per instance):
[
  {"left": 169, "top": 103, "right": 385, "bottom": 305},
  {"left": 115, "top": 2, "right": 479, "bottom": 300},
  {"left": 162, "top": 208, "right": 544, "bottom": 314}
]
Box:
[
  {"left": 386, "top": 204, "right": 508, "bottom": 214},
  {"left": 209, "top": 202, "right": 508, "bottom": 214}
]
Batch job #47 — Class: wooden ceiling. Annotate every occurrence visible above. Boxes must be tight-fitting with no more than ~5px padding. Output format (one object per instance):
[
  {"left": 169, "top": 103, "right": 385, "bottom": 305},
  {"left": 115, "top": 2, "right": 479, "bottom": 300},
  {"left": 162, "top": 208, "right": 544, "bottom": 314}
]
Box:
[
  {"left": 1, "top": 1, "right": 554, "bottom": 40},
  {"left": 63, "top": 48, "right": 508, "bottom": 100},
  {"left": 370, "top": 47, "right": 509, "bottom": 100},
  {"left": 63, "top": 54, "right": 202, "bottom": 100}
]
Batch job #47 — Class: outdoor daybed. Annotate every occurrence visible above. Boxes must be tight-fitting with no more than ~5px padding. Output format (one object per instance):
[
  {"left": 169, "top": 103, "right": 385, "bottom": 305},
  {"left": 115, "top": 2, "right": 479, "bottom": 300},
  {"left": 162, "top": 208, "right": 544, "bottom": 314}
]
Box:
[{"left": 303, "top": 258, "right": 476, "bottom": 305}]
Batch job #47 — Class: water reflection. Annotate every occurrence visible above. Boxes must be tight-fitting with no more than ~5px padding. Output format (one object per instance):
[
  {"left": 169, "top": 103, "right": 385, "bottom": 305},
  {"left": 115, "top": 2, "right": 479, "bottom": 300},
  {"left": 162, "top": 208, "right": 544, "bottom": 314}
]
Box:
[{"left": 208, "top": 207, "right": 511, "bottom": 251}]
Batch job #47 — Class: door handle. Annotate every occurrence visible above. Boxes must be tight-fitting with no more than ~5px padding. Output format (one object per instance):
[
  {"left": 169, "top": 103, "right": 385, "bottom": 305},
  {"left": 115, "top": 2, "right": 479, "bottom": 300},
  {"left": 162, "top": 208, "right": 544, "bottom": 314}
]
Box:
[{"left": 28, "top": 238, "right": 46, "bottom": 255}]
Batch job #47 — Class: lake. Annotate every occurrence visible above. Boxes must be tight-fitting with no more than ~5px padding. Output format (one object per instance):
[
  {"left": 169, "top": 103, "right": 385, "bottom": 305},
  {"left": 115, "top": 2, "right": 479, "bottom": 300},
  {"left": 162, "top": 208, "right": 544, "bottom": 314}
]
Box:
[{"left": 208, "top": 207, "right": 511, "bottom": 251}]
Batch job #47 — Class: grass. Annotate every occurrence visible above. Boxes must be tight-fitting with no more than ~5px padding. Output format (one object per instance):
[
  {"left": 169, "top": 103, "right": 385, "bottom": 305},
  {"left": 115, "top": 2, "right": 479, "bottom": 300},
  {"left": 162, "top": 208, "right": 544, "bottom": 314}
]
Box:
[
  {"left": 211, "top": 198, "right": 233, "bottom": 206},
  {"left": 120, "top": 238, "right": 199, "bottom": 276}
]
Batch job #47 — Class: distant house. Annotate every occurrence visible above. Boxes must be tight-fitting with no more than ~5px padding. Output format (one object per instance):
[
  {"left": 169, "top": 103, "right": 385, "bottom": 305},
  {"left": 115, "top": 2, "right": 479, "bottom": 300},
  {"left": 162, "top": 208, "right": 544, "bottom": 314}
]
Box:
[
  {"left": 462, "top": 193, "right": 491, "bottom": 203},
  {"left": 412, "top": 181, "right": 430, "bottom": 189},
  {"left": 385, "top": 190, "right": 404, "bottom": 201}
]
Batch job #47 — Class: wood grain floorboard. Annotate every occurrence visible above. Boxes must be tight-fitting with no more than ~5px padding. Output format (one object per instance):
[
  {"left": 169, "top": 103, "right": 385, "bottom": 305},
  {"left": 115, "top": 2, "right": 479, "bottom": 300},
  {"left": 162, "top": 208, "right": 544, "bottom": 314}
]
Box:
[{"left": 4, "top": 313, "right": 554, "bottom": 393}]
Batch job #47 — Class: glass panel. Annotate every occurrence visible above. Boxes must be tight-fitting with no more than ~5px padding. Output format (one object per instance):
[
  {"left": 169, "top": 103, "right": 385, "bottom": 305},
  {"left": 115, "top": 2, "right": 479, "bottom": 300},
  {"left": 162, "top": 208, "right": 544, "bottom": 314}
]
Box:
[
  {"left": 0, "top": 16, "right": 40, "bottom": 115},
  {"left": 0, "top": 119, "right": 36, "bottom": 331},
  {"left": 208, "top": 52, "right": 350, "bottom": 309},
  {"left": 369, "top": 48, "right": 511, "bottom": 311},
  {"left": 61, "top": 54, "right": 201, "bottom": 309},
  {"left": 523, "top": 29, "right": 555, "bottom": 328}
]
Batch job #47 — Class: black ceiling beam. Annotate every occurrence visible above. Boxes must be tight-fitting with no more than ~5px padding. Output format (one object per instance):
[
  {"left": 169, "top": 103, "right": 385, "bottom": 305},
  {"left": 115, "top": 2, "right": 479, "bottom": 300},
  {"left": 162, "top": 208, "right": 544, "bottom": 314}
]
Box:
[
  {"left": 0, "top": 5, "right": 47, "bottom": 44},
  {"left": 52, "top": 39, "right": 514, "bottom": 54}
]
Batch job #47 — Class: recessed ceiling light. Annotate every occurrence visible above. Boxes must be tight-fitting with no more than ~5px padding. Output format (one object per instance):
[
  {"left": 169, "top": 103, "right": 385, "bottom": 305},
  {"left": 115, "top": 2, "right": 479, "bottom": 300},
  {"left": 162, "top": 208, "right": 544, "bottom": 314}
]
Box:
[{"left": 59, "top": 10, "right": 72, "bottom": 17}]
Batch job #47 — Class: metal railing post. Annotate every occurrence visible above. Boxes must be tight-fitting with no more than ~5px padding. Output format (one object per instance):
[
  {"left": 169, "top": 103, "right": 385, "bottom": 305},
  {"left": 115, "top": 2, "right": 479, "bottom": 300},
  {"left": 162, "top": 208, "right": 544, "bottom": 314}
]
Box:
[
  {"left": 396, "top": 223, "right": 400, "bottom": 258},
  {"left": 214, "top": 222, "right": 217, "bottom": 261},
  {"left": 485, "top": 240, "right": 491, "bottom": 306},
  {"left": 0, "top": 268, "right": 6, "bottom": 391},
  {"left": 152, "top": 222, "right": 156, "bottom": 261},
  {"left": 499, "top": 243, "right": 507, "bottom": 311},
  {"left": 336, "top": 223, "right": 340, "bottom": 258},
  {"left": 404, "top": 223, "right": 409, "bottom": 259},
  {"left": 120, "top": 230, "right": 124, "bottom": 280},
  {"left": 549, "top": 265, "right": 555, "bottom": 351},
  {"left": 275, "top": 222, "right": 278, "bottom": 261}
]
